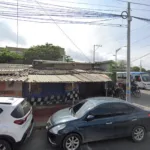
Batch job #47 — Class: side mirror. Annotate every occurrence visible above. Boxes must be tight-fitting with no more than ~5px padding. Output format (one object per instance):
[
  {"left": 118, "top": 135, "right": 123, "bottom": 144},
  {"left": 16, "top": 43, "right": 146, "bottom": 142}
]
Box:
[{"left": 86, "top": 115, "right": 94, "bottom": 121}]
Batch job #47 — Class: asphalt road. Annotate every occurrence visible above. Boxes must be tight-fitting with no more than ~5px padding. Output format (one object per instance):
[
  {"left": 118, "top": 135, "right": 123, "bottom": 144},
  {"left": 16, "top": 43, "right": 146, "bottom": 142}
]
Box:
[
  {"left": 20, "top": 89, "right": 150, "bottom": 150},
  {"left": 21, "top": 129, "right": 150, "bottom": 150}
]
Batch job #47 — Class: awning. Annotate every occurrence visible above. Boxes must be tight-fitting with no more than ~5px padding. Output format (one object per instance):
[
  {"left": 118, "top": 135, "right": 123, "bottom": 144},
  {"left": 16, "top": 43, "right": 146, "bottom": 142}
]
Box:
[
  {"left": 26, "top": 73, "right": 111, "bottom": 83},
  {"left": 26, "top": 75, "right": 81, "bottom": 83},
  {"left": 0, "top": 76, "right": 27, "bottom": 82}
]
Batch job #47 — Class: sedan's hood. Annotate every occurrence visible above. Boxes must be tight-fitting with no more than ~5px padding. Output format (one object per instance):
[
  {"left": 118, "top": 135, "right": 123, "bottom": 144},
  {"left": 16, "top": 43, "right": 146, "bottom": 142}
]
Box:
[{"left": 51, "top": 108, "right": 77, "bottom": 125}]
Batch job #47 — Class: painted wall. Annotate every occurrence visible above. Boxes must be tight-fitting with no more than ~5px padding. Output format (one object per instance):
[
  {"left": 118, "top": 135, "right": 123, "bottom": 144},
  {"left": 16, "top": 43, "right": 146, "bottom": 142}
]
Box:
[
  {"left": 23, "top": 82, "right": 80, "bottom": 105},
  {"left": 0, "top": 81, "right": 22, "bottom": 97}
]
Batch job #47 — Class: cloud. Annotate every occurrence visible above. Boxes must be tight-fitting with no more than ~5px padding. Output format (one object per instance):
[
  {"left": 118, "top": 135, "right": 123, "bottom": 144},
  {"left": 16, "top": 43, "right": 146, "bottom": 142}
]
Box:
[
  {"left": 66, "top": 48, "right": 106, "bottom": 62},
  {"left": 0, "top": 21, "right": 26, "bottom": 45}
]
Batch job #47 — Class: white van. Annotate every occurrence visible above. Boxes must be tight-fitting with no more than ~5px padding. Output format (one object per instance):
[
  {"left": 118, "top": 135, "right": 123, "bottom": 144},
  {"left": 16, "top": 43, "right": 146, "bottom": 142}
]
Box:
[{"left": 116, "top": 72, "right": 150, "bottom": 89}]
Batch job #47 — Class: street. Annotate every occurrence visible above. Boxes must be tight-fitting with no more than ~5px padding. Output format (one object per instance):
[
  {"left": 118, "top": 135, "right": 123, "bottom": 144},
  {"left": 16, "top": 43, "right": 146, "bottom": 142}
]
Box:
[{"left": 21, "top": 90, "right": 150, "bottom": 150}]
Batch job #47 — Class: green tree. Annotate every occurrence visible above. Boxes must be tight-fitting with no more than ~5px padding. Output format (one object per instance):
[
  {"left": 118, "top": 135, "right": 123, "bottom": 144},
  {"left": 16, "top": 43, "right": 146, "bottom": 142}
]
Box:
[
  {"left": 0, "top": 48, "right": 23, "bottom": 63},
  {"left": 132, "top": 66, "right": 140, "bottom": 71},
  {"left": 23, "top": 43, "right": 66, "bottom": 63},
  {"left": 132, "top": 66, "right": 146, "bottom": 72},
  {"left": 64, "top": 55, "right": 73, "bottom": 62}
]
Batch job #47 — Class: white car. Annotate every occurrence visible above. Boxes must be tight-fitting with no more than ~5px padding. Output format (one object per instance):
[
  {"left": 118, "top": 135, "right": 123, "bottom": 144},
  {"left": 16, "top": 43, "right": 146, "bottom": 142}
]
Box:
[{"left": 0, "top": 97, "right": 34, "bottom": 150}]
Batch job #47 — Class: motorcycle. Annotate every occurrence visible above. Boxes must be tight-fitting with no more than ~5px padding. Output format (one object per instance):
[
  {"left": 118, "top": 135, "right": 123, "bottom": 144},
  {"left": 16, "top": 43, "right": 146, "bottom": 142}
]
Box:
[
  {"left": 107, "top": 85, "right": 126, "bottom": 100},
  {"left": 131, "top": 84, "right": 141, "bottom": 98}
]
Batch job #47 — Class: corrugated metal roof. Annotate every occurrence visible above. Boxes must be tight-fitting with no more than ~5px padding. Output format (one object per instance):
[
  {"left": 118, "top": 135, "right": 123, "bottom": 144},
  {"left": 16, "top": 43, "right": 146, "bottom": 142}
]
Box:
[
  {"left": 0, "top": 76, "right": 27, "bottom": 82},
  {"left": 26, "top": 75, "right": 81, "bottom": 83},
  {"left": 26, "top": 74, "right": 111, "bottom": 83},
  {"left": 74, "top": 73, "right": 111, "bottom": 82}
]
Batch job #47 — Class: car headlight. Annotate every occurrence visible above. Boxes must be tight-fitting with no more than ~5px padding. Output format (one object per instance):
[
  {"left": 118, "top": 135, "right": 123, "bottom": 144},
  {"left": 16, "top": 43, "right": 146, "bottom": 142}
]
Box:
[{"left": 49, "top": 124, "right": 66, "bottom": 134}]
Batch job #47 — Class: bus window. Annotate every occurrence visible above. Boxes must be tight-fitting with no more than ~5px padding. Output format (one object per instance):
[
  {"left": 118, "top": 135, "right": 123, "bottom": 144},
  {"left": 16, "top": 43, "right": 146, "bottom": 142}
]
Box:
[
  {"left": 122, "top": 73, "right": 126, "bottom": 79},
  {"left": 141, "top": 73, "right": 150, "bottom": 82},
  {"left": 135, "top": 76, "right": 141, "bottom": 82},
  {"left": 117, "top": 73, "right": 122, "bottom": 79}
]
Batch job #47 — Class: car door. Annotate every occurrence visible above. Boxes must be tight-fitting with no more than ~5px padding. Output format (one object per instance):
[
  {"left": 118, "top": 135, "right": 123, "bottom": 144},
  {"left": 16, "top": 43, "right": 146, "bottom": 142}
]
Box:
[
  {"left": 82, "top": 103, "right": 115, "bottom": 142},
  {"left": 111, "top": 103, "right": 138, "bottom": 137}
]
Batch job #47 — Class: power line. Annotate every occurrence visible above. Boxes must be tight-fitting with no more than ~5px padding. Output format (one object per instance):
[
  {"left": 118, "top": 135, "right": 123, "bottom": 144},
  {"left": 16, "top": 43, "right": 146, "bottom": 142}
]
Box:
[
  {"left": 33, "top": 0, "right": 91, "bottom": 62},
  {"left": 15, "top": 0, "right": 126, "bottom": 9},
  {"left": 132, "top": 52, "right": 150, "bottom": 62},
  {"left": 117, "top": 0, "right": 150, "bottom": 7}
]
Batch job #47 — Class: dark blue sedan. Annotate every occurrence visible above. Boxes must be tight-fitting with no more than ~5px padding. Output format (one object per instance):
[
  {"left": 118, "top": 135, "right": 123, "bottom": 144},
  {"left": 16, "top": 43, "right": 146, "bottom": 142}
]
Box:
[{"left": 46, "top": 97, "right": 150, "bottom": 150}]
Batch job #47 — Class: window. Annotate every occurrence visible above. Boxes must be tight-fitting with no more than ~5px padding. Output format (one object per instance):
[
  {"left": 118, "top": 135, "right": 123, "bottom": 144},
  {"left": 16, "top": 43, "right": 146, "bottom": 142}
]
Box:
[
  {"left": 135, "top": 76, "right": 141, "bottom": 82},
  {"left": 117, "top": 73, "right": 122, "bottom": 79},
  {"left": 111, "top": 103, "right": 134, "bottom": 116},
  {"left": 11, "top": 100, "right": 31, "bottom": 118},
  {"left": 90, "top": 103, "right": 112, "bottom": 119},
  {"left": 141, "top": 73, "right": 150, "bottom": 82},
  {"left": 73, "top": 100, "right": 96, "bottom": 118}
]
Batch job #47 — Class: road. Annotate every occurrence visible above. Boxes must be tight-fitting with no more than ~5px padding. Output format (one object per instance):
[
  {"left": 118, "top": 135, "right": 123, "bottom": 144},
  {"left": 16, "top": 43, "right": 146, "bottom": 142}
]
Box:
[
  {"left": 21, "top": 90, "right": 150, "bottom": 150},
  {"left": 21, "top": 129, "right": 150, "bottom": 150}
]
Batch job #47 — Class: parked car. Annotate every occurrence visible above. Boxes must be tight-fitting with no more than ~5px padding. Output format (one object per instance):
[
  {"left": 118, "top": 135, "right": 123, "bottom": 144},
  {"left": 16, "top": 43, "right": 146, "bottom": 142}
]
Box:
[
  {"left": 0, "top": 97, "right": 34, "bottom": 150},
  {"left": 46, "top": 97, "right": 150, "bottom": 150}
]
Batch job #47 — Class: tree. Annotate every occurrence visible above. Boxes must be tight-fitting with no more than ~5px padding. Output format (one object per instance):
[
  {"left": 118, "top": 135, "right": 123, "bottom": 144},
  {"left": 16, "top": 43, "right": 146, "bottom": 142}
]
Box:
[
  {"left": 132, "top": 66, "right": 146, "bottom": 72},
  {"left": 117, "top": 60, "right": 127, "bottom": 70},
  {"left": 132, "top": 66, "right": 140, "bottom": 71},
  {"left": 23, "top": 43, "right": 66, "bottom": 63},
  {"left": 64, "top": 55, "right": 73, "bottom": 62},
  {"left": 0, "top": 48, "right": 23, "bottom": 63}
]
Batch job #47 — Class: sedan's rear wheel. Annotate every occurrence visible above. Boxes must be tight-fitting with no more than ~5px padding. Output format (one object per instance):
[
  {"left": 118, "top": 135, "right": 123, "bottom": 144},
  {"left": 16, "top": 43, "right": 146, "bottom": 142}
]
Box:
[
  {"left": 63, "top": 133, "right": 81, "bottom": 150},
  {"left": 132, "top": 126, "right": 145, "bottom": 142}
]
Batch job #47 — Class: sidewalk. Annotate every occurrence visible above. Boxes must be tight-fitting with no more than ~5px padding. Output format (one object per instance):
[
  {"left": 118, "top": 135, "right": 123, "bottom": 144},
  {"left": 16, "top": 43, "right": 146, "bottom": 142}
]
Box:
[{"left": 33, "top": 104, "right": 70, "bottom": 128}]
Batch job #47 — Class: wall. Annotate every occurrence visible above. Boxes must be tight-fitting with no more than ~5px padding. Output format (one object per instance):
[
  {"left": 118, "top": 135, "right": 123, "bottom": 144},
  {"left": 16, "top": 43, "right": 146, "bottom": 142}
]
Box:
[
  {"left": 33, "top": 62, "right": 93, "bottom": 70},
  {"left": 23, "top": 82, "right": 79, "bottom": 105},
  {"left": 0, "top": 81, "right": 22, "bottom": 97}
]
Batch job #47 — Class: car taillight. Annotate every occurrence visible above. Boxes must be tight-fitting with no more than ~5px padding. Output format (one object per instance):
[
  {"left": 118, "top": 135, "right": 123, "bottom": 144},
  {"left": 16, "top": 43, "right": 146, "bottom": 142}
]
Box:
[
  {"left": 14, "top": 116, "right": 27, "bottom": 125},
  {"left": 148, "top": 114, "right": 150, "bottom": 117}
]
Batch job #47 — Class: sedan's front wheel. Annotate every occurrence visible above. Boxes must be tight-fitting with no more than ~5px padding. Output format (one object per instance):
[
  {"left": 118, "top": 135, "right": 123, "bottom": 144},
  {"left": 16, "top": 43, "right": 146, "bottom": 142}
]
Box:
[
  {"left": 63, "top": 133, "right": 81, "bottom": 150},
  {"left": 132, "top": 126, "right": 146, "bottom": 142}
]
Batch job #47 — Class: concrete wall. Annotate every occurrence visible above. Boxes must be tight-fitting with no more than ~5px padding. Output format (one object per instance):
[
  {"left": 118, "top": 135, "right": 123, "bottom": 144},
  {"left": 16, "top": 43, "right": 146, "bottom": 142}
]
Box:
[
  {"left": 33, "top": 62, "right": 93, "bottom": 70},
  {"left": 0, "top": 81, "right": 22, "bottom": 97}
]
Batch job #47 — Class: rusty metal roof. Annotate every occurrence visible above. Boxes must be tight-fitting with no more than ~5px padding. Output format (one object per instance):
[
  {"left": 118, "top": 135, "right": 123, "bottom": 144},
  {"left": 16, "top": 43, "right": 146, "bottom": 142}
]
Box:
[
  {"left": 0, "top": 76, "right": 27, "bottom": 82},
  {"left": 26, "top": 73, "right": 111, "bottom": 83}
]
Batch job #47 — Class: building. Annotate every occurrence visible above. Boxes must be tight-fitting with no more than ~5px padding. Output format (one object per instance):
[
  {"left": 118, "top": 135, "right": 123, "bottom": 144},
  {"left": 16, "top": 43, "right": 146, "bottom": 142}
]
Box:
[{"left": 0, "top": 61, "right": 112, "bottom": 106}]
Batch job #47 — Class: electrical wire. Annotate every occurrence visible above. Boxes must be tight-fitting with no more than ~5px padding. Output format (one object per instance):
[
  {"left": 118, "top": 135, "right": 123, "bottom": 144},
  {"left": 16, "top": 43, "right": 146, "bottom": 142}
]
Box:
[
  {"left": 33, "top": 0, "right": 91, "bottom": 62},
  {"left": 117, "top": 0, "right": 150, "bottom": 7},
  {"left": 13, "top": 0, "right": 126, "bottom": 9},
  {"left": 132, "top": 52, "right": 150, "bottom": 62}
]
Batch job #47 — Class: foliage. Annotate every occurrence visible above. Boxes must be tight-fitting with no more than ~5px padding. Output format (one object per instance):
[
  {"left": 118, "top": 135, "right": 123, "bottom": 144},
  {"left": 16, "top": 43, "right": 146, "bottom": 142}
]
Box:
[
  {"left": 64, "top": 55, "right": 73, "bottom": 62},
  {"left": 132, "top": 66, "right": 146, "bottom": 72},
  {"left": 23, "top": 43, "right": 66, "bottom": 63},
  {"left": 0, "top": 48, "right": 23, "bottom": 63}
]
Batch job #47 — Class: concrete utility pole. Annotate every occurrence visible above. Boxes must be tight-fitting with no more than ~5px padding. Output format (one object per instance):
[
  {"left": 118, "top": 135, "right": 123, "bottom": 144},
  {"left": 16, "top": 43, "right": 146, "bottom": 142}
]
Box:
[
  {"left": 126, "top": 2, "right": 132, "bottom": 102},
  {"left": 93, "top": 45, "right": 102, "bottom": 63},
  {"left": 140, "top": 60, "right": 142, "bottom": 72}
]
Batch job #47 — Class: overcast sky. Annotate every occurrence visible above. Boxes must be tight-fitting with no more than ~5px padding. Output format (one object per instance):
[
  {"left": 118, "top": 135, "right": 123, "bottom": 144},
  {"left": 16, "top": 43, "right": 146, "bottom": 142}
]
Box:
[{"left": 0, "top": 0, "right": 150, "bottom": 69}]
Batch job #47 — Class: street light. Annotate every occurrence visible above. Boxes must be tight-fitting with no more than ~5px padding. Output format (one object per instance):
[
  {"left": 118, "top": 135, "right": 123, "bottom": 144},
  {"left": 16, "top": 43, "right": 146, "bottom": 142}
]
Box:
[
  {"left": 93, "top": 45, "right": 102, "bottom": 63},
  {"left": 115, "top": 46, "right": 127, "bottom": 63}
]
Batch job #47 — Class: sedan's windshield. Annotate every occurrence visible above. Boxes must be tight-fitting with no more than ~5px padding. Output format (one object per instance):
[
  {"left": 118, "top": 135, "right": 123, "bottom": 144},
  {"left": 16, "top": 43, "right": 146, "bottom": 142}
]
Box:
[
  {"left": 72, "top": 100, "right": 96, "bottom": 118},
  {"left": 141, "top": 73, "right": 150, "bottom": 82}
]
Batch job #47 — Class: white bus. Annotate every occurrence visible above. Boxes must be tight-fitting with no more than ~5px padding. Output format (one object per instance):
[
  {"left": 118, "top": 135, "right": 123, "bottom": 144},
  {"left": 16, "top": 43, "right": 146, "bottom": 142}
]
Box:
[{"left": 116, "top": 72, "right": 150, "bottom": 89}]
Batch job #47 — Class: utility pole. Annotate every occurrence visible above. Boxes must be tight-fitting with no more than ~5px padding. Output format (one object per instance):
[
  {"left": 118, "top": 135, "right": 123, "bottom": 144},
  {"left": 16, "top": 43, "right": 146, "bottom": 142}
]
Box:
[
  {"left": 140, "top": 60, "right": 142, "bottom": 72},
  {"left": 17, "top": 0, "right": 18, "bottom": 48},
  {"left": 93, "top": 45, "right": 102, "bottom": 63},
  {"left": 126, "top": 2, "right": 132, "bottom": 102},
  {"left": 93, "top": 45, "right": 96, "bottom": 63}
]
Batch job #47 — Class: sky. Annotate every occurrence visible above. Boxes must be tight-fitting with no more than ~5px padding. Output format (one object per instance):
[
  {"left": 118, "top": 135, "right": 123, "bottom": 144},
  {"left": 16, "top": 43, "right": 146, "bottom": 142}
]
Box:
[{"left": 1, "top": 0, "right": 150, "bottom": 69}]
